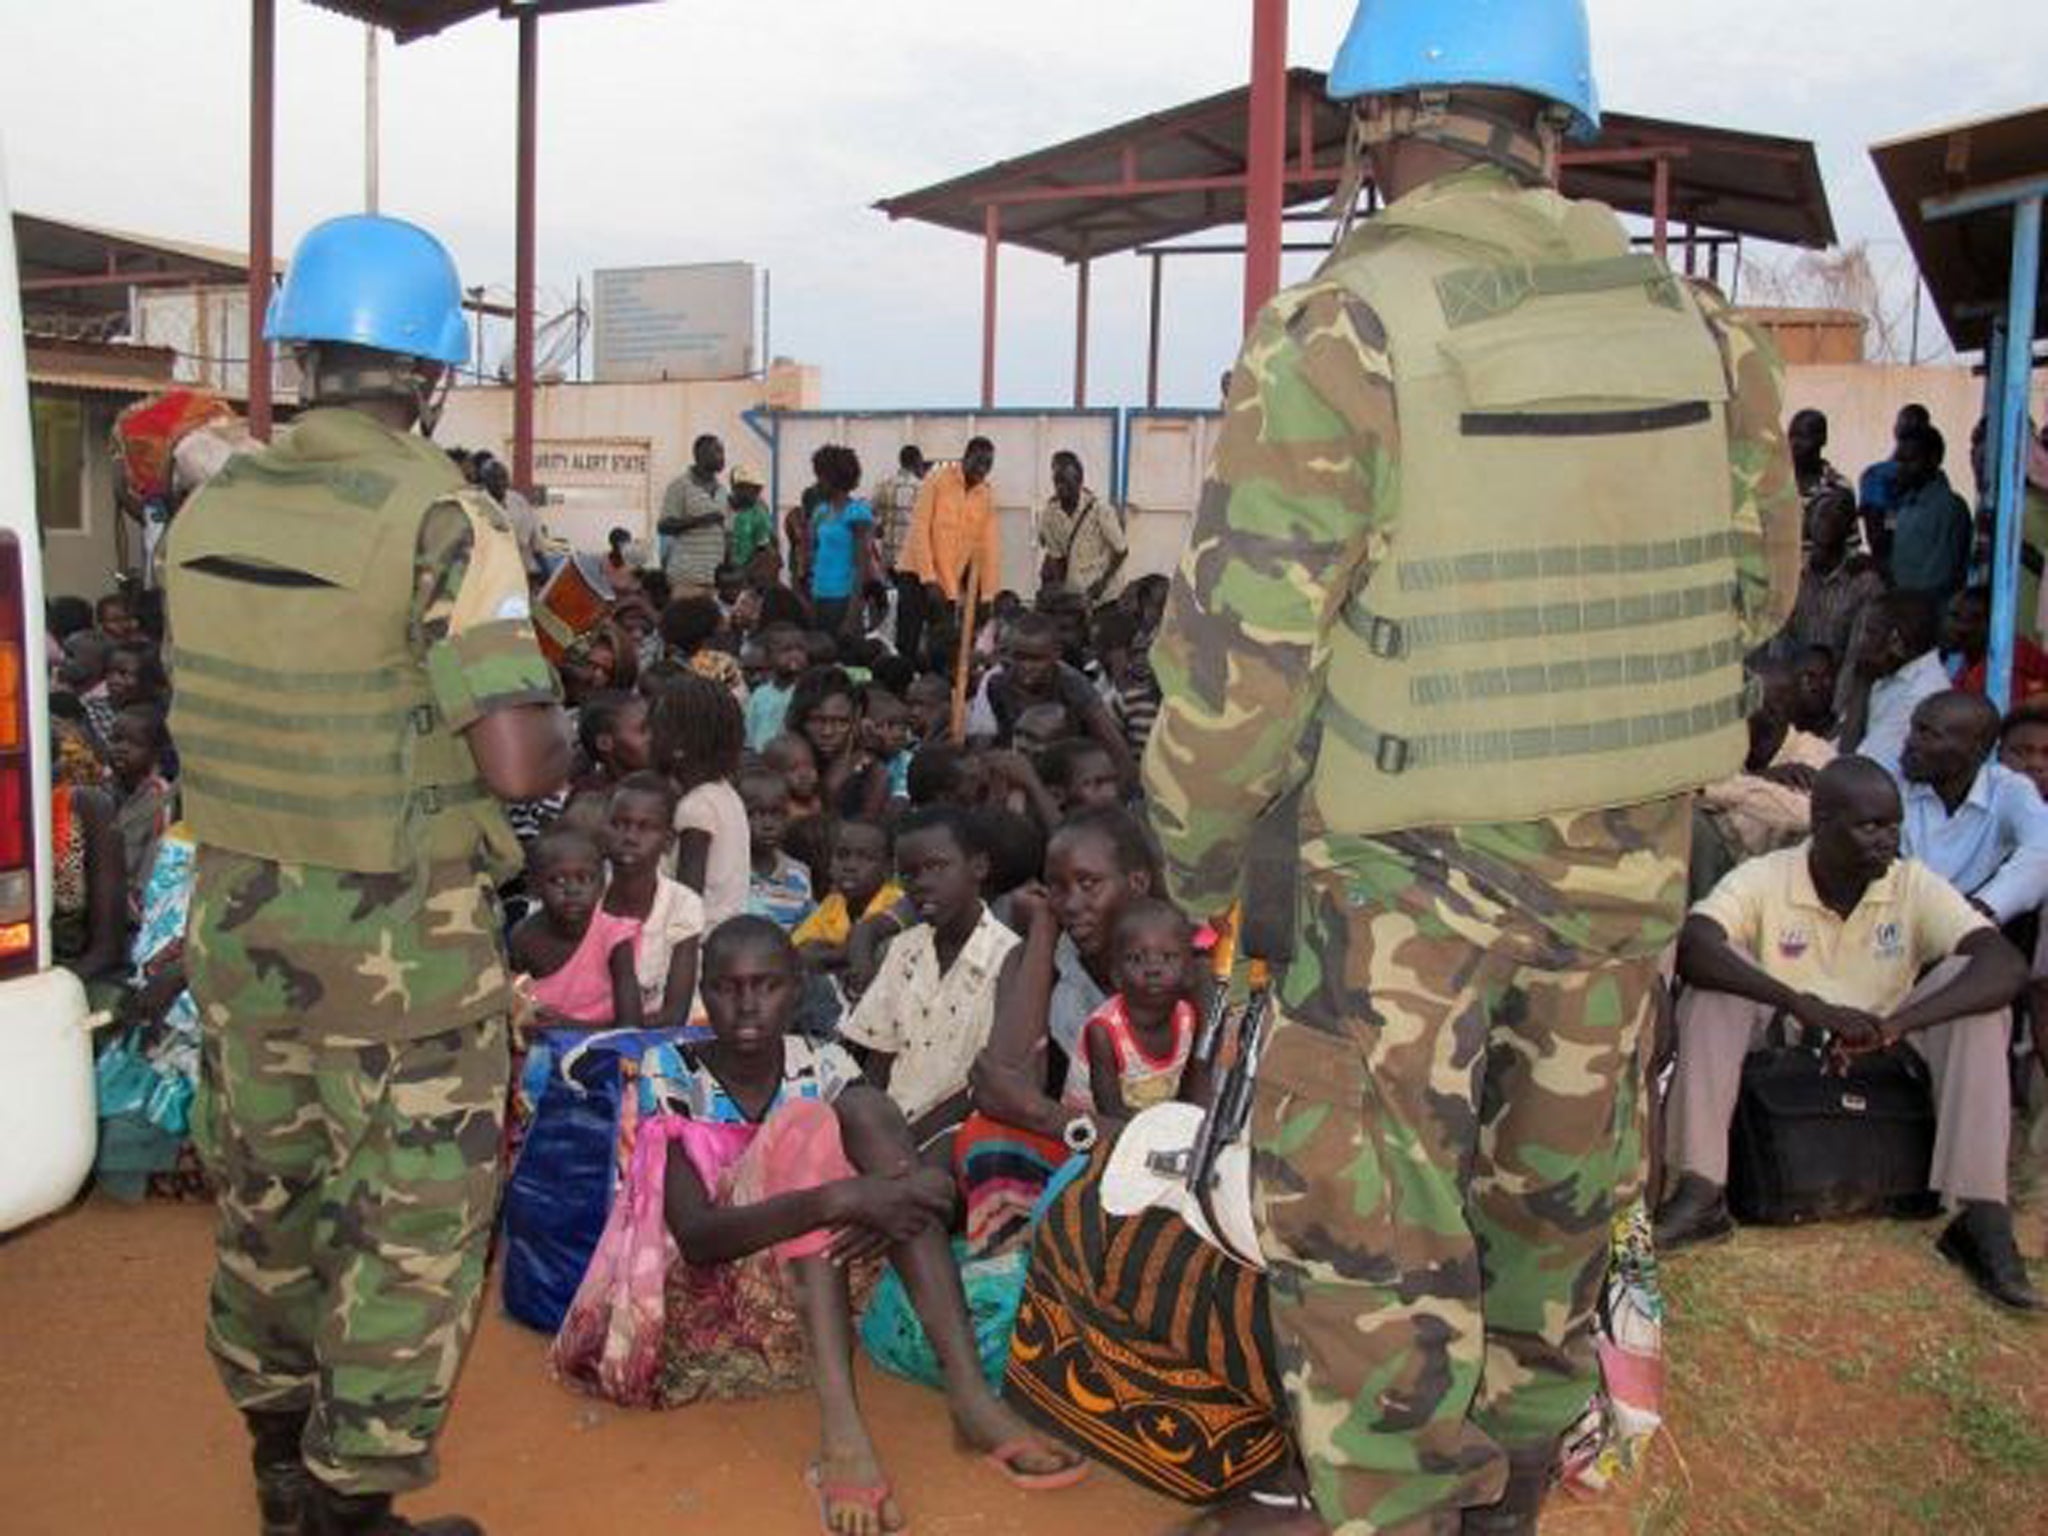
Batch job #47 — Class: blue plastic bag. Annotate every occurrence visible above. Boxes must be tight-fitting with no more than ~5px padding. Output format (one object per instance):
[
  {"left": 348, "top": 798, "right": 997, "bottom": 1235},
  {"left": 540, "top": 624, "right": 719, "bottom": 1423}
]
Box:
[
  {"left": 501, "top": 1034, "right": 624, "bottom": 1334},
  {"left": 858, "top": 1241, "right": 1027, "bottom": 1393}
]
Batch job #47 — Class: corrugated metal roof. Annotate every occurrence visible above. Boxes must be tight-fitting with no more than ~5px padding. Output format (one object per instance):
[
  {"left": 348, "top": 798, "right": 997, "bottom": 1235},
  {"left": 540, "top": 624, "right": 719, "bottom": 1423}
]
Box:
[
  {"left": 303, "top": 0, "right": 657, "bottom": 44},
  {"left": 15, "top": 212, "right": 269, "bottom": 284},
  {"left": 1871, "top": 105, "right": 2048, "bottom": 354},
  {"left": 303, "top": 0, "right": 496, "bottom": 43},
  {"left": 878, "top": 68, "right": 1835, "bottom": 262},
  {"left": 28, "top": 370, "right": 187, "bottom": 398}
]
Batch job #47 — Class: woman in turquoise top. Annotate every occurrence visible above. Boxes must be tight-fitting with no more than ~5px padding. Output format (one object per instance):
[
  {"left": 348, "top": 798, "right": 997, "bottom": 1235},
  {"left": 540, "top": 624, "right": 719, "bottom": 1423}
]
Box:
[{"left": 805, "top": 444, "right": 874, "bottom": 637}]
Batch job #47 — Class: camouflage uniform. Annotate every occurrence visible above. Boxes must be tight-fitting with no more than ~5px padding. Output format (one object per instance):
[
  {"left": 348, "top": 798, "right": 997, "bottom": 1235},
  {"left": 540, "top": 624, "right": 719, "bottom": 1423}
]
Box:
[
  {"left": 1144, "top": 168, "right": 1799, "bottom": 1531},
  {"left": 179, "top": 411, "right": 557, "bottom": 1497}
]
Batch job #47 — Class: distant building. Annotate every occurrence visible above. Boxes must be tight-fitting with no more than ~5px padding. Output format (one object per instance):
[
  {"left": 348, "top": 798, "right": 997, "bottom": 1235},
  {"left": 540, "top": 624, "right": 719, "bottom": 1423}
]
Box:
[{"left": 15, "top": 212, "right": 290, "bottom": 599}]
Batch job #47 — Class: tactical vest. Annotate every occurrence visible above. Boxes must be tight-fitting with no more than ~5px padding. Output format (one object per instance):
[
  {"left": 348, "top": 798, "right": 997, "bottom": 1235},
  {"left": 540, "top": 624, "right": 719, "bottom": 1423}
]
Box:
[
  {"left": 165, "top": 410, "right": 521, "bottom": 878},
  {"left": 1310, "top": 177, "right": 1748, "bottom": 835}
]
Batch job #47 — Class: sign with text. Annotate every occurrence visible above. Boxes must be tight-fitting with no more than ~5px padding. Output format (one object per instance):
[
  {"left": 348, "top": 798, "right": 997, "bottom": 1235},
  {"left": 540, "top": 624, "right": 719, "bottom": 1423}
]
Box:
[
  {"left": 519, "top": 437, "right": 652, "bottom": 555},
  {"left": 592, "top": 262, "right": 756, "bottom": 382}
]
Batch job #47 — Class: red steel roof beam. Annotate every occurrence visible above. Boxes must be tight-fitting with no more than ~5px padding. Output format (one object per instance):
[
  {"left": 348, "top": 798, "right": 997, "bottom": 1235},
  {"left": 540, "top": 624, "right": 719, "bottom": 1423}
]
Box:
[{"left": 1244, "top": 0, "right": 1288, "bottom": 332}]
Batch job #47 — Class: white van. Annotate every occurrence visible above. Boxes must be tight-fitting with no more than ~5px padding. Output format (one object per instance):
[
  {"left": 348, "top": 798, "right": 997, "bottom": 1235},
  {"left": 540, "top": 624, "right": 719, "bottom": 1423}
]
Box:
[{"left": 0, "top": 145, "right": 96, "bottom": 1232}]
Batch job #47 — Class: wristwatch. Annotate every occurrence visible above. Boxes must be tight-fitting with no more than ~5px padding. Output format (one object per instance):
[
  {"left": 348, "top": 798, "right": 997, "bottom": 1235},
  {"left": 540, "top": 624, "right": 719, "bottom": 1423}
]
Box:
[{"left": 1061, "top": 1115, "right": 1099, "bottom": 1154}]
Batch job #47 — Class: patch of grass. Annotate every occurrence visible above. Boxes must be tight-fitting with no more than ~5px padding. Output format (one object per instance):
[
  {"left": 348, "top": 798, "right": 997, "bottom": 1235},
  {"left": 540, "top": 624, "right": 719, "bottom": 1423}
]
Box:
[
  {"left": 1628, "top": 1482, "right": 1687, "bottom": 1536},
  {"left": 1900, "top": 1335, "right": 2048, "bottom": 1474},
  {"left": 1954, "top": 1394, "right": 2048, "bottom": 1473},
  {"left": 1659, "top": 1262, "right": 1735, "bottom": 1333},
  {"left": 1884, "top": 1477, "right": 1991, "bottom": 1533},
  {"left": 1621, "top": 1223, "right": 2048, "bottom": 1534},
  {"left": 1827, "top": 1350, "right": 1873, "bottom": 1385}
]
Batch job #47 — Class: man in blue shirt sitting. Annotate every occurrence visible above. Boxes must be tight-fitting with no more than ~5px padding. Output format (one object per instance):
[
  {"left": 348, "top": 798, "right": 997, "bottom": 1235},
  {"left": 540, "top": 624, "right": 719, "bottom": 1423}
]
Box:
[{"left": 1898, "top": 690, "right": 2048, "bottom": 927}]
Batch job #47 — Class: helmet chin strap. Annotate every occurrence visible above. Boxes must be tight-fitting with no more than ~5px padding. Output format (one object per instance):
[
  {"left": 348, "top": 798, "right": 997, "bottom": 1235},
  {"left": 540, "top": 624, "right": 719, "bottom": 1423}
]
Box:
[
  {"left": 1329, "top": 89, "right": 1569, "bottom": 237},
  {"left": 302, "top": 345, "right": 448, "bottom": 435},
  {"left": 411, "top": 368, "right": 453, "bottom": 439}
]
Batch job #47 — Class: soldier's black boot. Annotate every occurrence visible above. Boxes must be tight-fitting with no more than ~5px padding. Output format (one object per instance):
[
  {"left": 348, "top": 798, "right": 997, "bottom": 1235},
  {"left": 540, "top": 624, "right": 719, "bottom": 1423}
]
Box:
[
  {"left": 1460, "top": 1440, "right": 1557, "bottom": 1535},
  {"left": 244, "top": 1409, "right": 311, "bottom": 1536},
  {"left": 300, "top": 1481, "right": 483, "bottom": 1536}
]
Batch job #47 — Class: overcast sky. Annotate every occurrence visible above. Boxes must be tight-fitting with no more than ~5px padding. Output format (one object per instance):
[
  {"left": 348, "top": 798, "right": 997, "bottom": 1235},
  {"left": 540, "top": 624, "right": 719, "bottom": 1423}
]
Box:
[{"left": 3, "top": 1, "right": 2044, "bottom": 408}]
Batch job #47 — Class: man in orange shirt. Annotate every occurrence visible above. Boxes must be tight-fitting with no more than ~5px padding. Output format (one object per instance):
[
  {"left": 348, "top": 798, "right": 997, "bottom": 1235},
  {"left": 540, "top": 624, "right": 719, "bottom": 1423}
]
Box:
[{"left": 903, "top": 437, "right": 1000, "bottom": 655}]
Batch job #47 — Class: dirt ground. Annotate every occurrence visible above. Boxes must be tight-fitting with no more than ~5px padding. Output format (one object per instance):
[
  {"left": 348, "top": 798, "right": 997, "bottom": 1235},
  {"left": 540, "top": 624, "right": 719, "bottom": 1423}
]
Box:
[
  {"left": 5, "top": 1195, "right": 2046, "bottom": 1535},
  {"left": 0, "top": 1196, "right": 1179, "bottom": 1535}
]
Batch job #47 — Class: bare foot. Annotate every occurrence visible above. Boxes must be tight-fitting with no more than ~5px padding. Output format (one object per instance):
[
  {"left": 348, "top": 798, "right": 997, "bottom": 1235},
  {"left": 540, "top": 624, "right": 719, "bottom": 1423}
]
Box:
[
  {"left": 809, "top": 1431, "right": 907, "bottom": 1536},
  {"left": 950, "top": 1391, "right": 1085, "bottom": 1481}
]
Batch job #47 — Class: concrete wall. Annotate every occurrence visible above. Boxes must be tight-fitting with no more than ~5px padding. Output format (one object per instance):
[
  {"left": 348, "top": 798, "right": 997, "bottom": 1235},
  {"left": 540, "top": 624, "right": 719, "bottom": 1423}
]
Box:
[
  {"left": 1111, "top": 363, "right": 2048, "bottom": 585},
  {"left": 436, "top": 367, "right": 818, "bottom": 554},
  {"left": 35, "top": 360, "right": 2044, "bottom": 608},
  {"left": 1782, "top": 364, "right": 2048, "bottom": 499}
]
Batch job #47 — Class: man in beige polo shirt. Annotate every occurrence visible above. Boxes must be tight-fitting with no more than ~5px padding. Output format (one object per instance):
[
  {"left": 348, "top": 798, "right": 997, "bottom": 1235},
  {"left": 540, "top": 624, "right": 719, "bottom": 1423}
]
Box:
[{"left": 1657, "top": 756, "right": 2038, "bottom": 1309}]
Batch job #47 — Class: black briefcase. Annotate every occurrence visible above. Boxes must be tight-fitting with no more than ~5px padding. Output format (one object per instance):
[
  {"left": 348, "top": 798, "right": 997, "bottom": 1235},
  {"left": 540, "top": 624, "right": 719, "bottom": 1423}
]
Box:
[{"left": 1727, "top": 1019, "right": 1936, "bottom": 1226}]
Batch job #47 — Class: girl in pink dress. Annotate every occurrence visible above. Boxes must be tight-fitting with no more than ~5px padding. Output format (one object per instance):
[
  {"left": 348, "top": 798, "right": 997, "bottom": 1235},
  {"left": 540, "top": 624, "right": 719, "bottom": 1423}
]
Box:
[{"left": 509, "top": 825, "right": 644, "bottom": 1028}]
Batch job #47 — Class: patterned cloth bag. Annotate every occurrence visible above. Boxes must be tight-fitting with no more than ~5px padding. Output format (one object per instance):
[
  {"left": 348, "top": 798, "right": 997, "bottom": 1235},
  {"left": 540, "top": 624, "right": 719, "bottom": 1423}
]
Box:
[{"left": 551, "top": 1114, "right": 752, "bottom": 1405}]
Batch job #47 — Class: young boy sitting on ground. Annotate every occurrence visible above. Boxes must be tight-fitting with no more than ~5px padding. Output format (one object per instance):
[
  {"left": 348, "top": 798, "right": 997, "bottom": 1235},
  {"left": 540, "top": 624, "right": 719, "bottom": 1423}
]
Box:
[
  {"left": 763, "top": 733, "right": 825, "bottom": 824},
  {"left": 859, "top": 687, "right": 915, "bottom": 805},
  {"left": 903, "top": 673, "right": 952, "bottom": 747},
  {"left": 1092, "top": 605, "right": 1164, "bottom": 762},
  {"left": 740, "top": 764, "right": 815, "bottom": 931},
  {"left": 574, "top": 917, "right": 1083, "bottom": 1533},
  {"left": 1011, "top": 702, "right": 1078, "bottom": 762},
  {"left": 1033, "top": 737, "right": 1123, "bottom": 819},
  {"left": 839, "top": 807, "right": 1021, "bottom": 1149},
  {"left": 746, "top": 623, "right": 809, "bottom": 750},
  {"left": 974, "top": 610, "right": 1134, "bottom": 790},
  {"left": 793, "top": 818, "right": 902, "bottom": 977},
  {"left": 107, "top": 702, "right": 177, "bottom": 920}
]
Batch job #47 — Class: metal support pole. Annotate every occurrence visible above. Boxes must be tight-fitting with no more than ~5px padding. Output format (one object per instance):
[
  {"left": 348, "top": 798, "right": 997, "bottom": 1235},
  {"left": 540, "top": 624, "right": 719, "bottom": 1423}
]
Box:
[
  {"left": 1909, "top": 271, "right": 1923, "bottom": 365},
  {"left": 1243, "top": 0, "right": 1288, "bottom": 333},
  {"left": 1988, "top": 195, "right": 2044, "bottom": 711},
  {"left": 364, "top": 24, "right": 380, "bottom": 213},
  {"left": 1146, "top": 252, "right": 1164, "bottom": 409},
  {"left": 1985, "top": 322, "right": 2009, "bottom": 537},
  {"left": 512, "top": 10, "right": 538, "bottom": 492},
  {"left": 980, "top": 203, "right": 1000, "bottom": 410},
  {"left": 247, "top": 0, "right": 275, "bottom": 439},
  {"left": 1652, "top": 156, "right": 1671, "bottom": 267},
  {"left": 1072, "top": 256, "right": 1091, "bottom": 408}
]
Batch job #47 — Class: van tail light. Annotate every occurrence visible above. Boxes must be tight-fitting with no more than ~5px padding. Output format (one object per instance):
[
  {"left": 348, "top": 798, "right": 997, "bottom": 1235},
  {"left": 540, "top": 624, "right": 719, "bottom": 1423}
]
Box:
[{"left": 0, "top": 532, "right": 35, "bottom": 979}]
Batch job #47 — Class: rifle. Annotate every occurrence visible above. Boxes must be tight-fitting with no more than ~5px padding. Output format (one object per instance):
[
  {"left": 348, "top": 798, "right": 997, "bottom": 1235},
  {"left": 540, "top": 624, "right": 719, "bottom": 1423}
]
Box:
[
  {"left": 1183, "top": 784, "right": 1301, "bottom": 1261},
  {"left": 1185, "top": 910, "right": 1240, "bottom": 1078}
]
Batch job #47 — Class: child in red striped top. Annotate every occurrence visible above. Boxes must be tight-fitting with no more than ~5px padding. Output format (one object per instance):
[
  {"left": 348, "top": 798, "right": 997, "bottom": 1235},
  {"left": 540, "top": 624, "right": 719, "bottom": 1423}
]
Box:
[{"left": 1062, "top": 899, "right": 1211, "bottom": 1121}]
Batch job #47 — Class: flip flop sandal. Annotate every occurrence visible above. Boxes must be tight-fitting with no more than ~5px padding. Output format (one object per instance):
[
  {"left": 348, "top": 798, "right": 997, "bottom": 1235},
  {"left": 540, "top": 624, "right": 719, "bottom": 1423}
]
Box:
[
  {"left": 806, "top": 1462, "right": 906, "bottom": 1535},
  {"left": 976, "top": 1437, "right": 1091, "bottom": 1491}
]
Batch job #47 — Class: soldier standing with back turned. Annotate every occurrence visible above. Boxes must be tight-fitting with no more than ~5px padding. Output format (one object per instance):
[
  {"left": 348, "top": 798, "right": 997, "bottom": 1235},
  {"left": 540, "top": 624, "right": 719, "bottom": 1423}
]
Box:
[
  {"left": 166, "top": 215, "right": 569, "bottom": 1536},
  {"left": 1143, "top": 3, "right": 1799, "bottom": 1531}
]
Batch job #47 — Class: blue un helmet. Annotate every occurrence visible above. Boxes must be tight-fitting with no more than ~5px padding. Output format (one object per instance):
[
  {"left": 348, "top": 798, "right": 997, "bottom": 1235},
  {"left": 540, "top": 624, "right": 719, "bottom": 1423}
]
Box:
[
  {"left": 1328, "top": 0, "right": 1600, "bottom": 139},
  {"left": 265, "top": 214, "right": 470, "bottom": 367}
]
